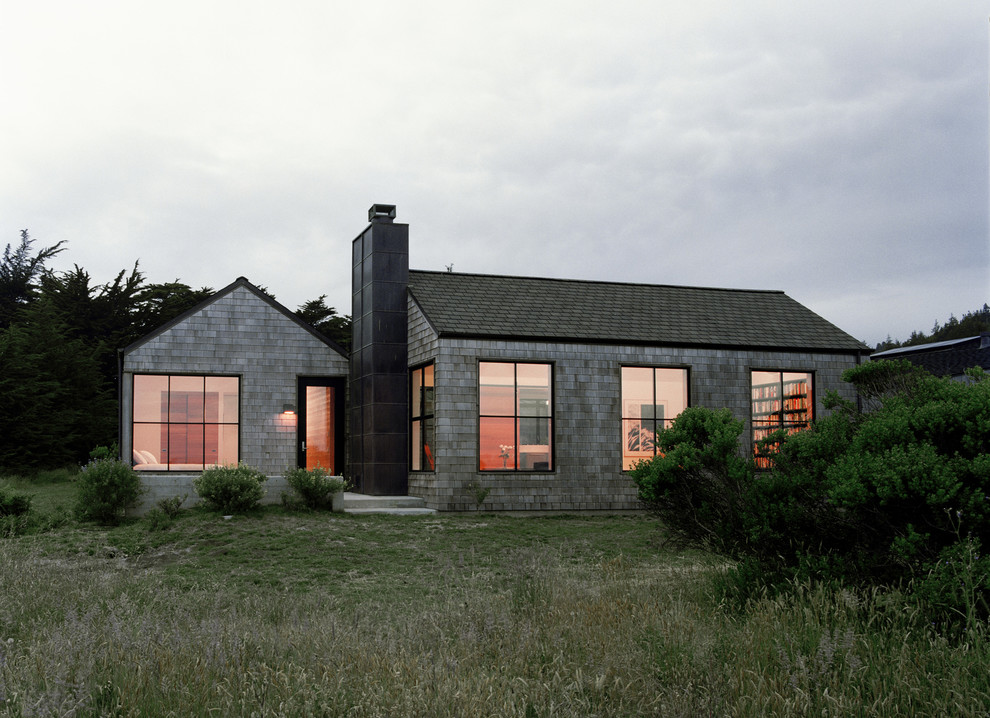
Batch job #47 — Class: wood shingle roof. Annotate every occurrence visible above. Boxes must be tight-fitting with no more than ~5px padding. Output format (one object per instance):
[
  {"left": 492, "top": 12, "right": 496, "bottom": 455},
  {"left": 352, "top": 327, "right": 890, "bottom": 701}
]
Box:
[{"left": 407, "top": 270, "right": 868, "bottom": 353}]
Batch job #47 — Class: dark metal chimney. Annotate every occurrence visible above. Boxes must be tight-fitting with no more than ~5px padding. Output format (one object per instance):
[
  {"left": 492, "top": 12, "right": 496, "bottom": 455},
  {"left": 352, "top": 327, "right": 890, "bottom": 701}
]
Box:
[{"left": 349, "top": 204, "right": 409, "bottom": 495}]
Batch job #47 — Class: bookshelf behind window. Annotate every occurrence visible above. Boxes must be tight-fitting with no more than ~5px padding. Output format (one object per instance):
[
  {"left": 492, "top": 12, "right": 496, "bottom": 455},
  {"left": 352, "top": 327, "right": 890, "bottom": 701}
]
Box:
[{"left": 752, "top": 376, "right": 811, "bottom": 469}]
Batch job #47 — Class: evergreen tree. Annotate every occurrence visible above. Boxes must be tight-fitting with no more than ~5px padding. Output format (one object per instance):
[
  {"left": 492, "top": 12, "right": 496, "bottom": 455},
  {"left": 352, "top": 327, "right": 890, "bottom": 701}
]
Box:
[
  {"left": 873, "top": 304, "right": 990, "bottom": 351},
  {"left": 296, "top": 295, "right": 352, "bottom": 351},
  {"left": 0, "top": 230, "right": 348, "bottom": 471},
  {"left": 0, "top": 230, "right": 66, "bottom": 329},
  {"left": 0, "top": 300, "right": 113, "bottom": 470}
]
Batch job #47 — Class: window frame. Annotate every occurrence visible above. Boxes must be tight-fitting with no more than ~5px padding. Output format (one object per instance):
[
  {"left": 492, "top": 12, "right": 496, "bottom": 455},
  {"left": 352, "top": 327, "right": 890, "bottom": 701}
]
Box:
[
  {"left": 409, "top": 362, "right": 436, "bottom": 472},
  {"left": 750, "top": 369, "right": 814, "bottom": 469},
  {"left": 131, "top": 373, "right": 240, "bottom": 471},
  {"left": 478, "top": 360, "right": 554, "bottom": 473},
  {"left": 620, "top": 365, "right": 690, "bottom": 470}
]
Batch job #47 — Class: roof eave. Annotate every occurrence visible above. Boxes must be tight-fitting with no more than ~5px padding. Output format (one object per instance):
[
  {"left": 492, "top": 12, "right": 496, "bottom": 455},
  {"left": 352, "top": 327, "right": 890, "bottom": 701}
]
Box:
[{"left": 431, "top": 329, "right": 869, "bottom": 355}]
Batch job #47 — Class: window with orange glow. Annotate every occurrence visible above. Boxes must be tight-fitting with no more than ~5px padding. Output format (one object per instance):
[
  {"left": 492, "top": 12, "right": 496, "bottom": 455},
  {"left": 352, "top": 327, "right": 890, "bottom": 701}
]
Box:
[
  {"left": 751, "top": 370, "right": 813, "bottom": 469},
  {"left": 479, "top": 362, "right": 552, "bottom": 471},
  {"left": 621, "top": 367, "right": 689, "bottom": 470},
  {"left": 132, "top": 374, "right": 239, "bottom": 470},
  {"left": 410, "top": 363, "right": 435, "bottom": 471}
]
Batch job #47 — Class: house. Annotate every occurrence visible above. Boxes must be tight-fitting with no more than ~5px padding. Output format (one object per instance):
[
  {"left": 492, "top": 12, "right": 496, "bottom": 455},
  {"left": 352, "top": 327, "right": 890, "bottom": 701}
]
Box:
[
  {"left": 349, "top": 205, "right": 868, "bottom": 510},
  {"left": 119, "top": 277, "right": 348, "bottom": 511},
  {"left": 120, "top": 204, "right": 869, "bottom": 512},
  {"left": 870, "top": 333, "right": 990, "bottom": 379}
]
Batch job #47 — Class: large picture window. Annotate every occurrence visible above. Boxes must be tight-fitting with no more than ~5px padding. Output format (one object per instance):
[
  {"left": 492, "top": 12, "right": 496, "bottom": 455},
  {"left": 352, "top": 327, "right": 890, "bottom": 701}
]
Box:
[
  {"left": 479, "top": 361, "right": 553, "bottom": 471},
  {"left": 751, "top": 370, "right": 813, "bottom": 468},
  {"left": 132, "top": 374, "right": 239, "bottom": 471},
  {"left": 621, "top": 366, "right": 689, "bottom": 470},
  {"left": 410, "top": 363, "right": 435, "bottom": 471}
]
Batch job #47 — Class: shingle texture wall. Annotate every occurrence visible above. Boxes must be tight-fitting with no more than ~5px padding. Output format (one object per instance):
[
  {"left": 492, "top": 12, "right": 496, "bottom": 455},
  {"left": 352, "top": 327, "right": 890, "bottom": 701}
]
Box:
[
  {"left": 121, "top": 279, "right": 348, "bottom": 483},
  {"left": 407, "top": 298, "right": 863, "bottom": 512}
]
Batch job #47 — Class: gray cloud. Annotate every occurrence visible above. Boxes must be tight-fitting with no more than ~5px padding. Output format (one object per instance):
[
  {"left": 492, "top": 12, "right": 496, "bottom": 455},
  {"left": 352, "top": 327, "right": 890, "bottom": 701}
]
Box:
[{"left": 2, "top": 0, "right": 986, "bottom": 347}]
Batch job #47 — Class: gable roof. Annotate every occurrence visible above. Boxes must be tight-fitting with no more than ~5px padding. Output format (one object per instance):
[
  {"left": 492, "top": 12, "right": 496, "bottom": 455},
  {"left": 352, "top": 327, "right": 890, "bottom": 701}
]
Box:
[
  {"left": 122, "top": 276, "right": 348, "bottom": 357},
  {"left": 871, "top": 334, "right": 990, "bottom": 377},
  {"left": 407, "top": 270, "right": 868, "bottom": 353}
]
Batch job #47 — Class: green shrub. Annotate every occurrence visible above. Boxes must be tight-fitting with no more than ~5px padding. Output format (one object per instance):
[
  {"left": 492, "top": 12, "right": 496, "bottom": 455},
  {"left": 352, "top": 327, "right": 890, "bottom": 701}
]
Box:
[
  {"left": 0, "top": 485, "right": 33, "bottom": 516},
  {"left": 88, "top": 443, "right": 119, "bottom": 462},
  {"left": 630, "top": 361, "right": 990, "bottom": 628},
  {"left": 194, "top": 465, "right": 267, "bottom": 513},
  {"left": 157, "top": 494, "right": 186, "bottom": 518},
  {"left": 284, "top": 466, "right": 349, "bottom": 510},
  {"left": 630, "top": 407, "right": 758, "bottom": 559},
  {"left": 1, "top": 503, "right": 73, "bottom": 537},
  {"left": 144, "top": 507, "right": 172, "bottom": 532},
  {"left": 74, "top": 458, "right": 142, "bottom": 524},
  {"left": 0, "top": 513, "right": 30, "bottom": 537}
]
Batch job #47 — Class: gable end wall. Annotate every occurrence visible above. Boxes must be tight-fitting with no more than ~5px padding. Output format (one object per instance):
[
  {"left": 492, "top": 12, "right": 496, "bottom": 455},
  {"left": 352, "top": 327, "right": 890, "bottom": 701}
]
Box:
[{"left": 121, "top": 285, "right": 348, "bottom": 479}]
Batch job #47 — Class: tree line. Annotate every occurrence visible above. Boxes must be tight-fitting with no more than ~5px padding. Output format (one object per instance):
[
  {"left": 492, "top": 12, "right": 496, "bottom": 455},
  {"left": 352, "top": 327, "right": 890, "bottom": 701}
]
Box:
[
  {"left": 0, "top": 231, "right": 350, "bottom": 473},
  {"left": 873, "top": 304, "right": 990, "bottom": 351}
]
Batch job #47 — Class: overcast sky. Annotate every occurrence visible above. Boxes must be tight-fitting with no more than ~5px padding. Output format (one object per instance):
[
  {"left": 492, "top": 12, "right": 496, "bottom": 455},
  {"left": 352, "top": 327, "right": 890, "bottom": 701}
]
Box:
[{"left": 2, "top": 1, "right": 987, "bottom": 347}]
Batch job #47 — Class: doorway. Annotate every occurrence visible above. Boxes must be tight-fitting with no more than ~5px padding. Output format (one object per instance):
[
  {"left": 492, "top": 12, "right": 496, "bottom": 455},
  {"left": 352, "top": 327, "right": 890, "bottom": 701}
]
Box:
[{"left": 297, "top": 377, "right": 345, "bottom": 474}]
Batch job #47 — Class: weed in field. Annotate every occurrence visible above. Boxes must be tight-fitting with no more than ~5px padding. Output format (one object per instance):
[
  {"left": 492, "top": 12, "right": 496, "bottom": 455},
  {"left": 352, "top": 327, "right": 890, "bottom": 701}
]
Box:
[
  {"left": 157, "top": 494, "right": 187, "bottom": 518},
  {"left": 0, "top": 510, "right": 988, "bottom": 716},
  {"left": 775, "top": 626, "right": 862, "bottom": 695},
  {"left": 464, "top": 479, "right": 490, "bottom": 507}
]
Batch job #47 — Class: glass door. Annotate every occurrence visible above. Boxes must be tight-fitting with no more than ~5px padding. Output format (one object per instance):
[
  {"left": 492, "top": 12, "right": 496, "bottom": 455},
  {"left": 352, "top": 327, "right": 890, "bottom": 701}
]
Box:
[{"left": 298, "top": 377, "right": 345, "bottom": 474}]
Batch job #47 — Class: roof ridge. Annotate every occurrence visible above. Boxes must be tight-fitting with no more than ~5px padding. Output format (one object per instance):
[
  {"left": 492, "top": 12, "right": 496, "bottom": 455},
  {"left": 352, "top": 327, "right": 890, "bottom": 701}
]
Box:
[
  {"left": 408, "top": 268, "right": 785, "bottom": 295},
  {"left": 872, "top": 335, "right": 984, "bottom": 356},
  {"left": 121, "top": 276, "right": 348, "bottom": 356}
]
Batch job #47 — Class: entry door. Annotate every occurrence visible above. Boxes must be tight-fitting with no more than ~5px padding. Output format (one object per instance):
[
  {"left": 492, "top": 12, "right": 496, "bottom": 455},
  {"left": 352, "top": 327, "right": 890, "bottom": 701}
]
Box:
[{"left": 297, "top": 377, "right": 345, "bottom": 474}]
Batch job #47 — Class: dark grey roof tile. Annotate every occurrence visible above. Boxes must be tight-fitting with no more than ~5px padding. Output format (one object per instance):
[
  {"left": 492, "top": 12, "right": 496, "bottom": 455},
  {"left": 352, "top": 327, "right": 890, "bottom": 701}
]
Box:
[{"left": 408, "top": 270, "right": 867, "bottom": 352}]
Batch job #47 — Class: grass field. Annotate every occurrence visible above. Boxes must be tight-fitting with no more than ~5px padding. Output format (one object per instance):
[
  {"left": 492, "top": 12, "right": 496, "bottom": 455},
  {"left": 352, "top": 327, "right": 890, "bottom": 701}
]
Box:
[{"left": 0, "top": 476, "right": 988, "bottom": 717}]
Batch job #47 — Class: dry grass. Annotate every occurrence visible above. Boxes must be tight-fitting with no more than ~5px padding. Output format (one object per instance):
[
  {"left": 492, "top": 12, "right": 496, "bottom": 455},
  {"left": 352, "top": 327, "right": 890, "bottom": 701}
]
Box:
[{"left": 0, "top": 508, "right": 987, "bottom": 716}]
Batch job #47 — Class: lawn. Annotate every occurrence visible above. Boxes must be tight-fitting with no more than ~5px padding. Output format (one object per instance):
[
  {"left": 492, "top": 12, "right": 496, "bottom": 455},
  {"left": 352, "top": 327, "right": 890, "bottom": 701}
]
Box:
[{"left": 0, "top": 479, "right": 987, "bottom": 717}]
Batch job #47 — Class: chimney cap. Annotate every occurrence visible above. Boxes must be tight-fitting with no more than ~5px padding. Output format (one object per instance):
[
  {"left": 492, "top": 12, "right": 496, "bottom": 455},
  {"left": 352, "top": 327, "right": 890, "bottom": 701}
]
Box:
[{"left": 368, "top": 204, "right": 397, "bottom": 223}]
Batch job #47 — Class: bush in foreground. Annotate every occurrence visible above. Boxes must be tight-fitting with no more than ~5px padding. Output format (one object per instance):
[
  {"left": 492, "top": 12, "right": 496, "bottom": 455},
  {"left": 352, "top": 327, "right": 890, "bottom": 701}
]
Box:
[
  {"left": 630, "top": 361, "right": 990, "bottom": 629},
  {"left": 194, "top": 464, "right": 267, "bottom": 513},
  {"left": 0, "top": 485, "right": 33, "bottom": 517},
  {"left": 284, "top": 466, "right": 349, "bottom": 510},
  {"left": 74, "top": 458, "right": 142, "bottom": 524}
]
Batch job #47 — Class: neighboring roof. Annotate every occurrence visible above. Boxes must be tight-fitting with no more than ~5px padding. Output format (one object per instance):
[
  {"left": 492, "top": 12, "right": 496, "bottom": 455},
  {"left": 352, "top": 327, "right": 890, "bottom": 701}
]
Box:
[
  {"left": 407, "top": 270, "right": 868, "bottom": 353},
  {"left": 871, "top": 334, "right": 990, "bottom": 377},
  {"left": 122, "top": 277, "right": 348, "bottom": 357}
]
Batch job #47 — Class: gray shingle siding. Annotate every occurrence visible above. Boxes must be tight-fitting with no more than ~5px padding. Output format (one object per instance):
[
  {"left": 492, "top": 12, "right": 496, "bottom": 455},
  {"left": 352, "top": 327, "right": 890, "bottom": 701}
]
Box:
[
  {"left": 406, "top": 273, "right": 864, "bottom": 512},
  {"left": 406, "top": 330, "right": 862, "bottom": 512},
  {"left": 121, "top": 279, "right": 348, "bottom": 492}
]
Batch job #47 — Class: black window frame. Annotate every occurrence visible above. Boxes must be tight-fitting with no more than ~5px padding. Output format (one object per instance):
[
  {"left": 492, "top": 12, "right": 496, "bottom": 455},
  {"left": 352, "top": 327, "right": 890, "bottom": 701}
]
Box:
[
  {"left": 478, "top": 360, "right": 555, "bottom": 472},
  {"left": 131, "top": 373, "right": 240, "bottom": 471},
  {"left": 409, "top": 361, "right": 436, "bottom": 472},
  {"left": 750, "top": 369, "right": 814, "bottom": 469},
  {"left": 620, "top": 365, "right": 690, "bottom": 469}
]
